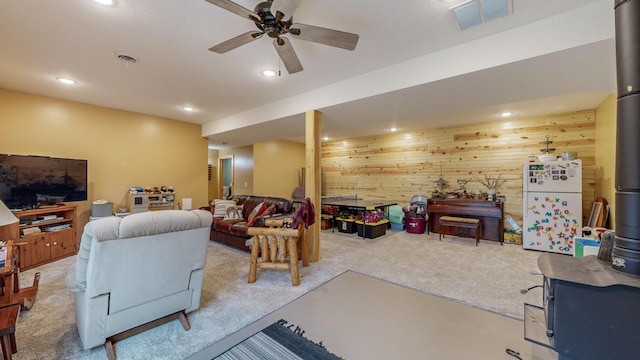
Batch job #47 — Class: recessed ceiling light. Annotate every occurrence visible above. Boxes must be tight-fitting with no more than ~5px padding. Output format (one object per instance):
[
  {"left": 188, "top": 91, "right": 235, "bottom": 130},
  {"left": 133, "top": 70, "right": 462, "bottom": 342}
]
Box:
[
  {"left": 183, "top": 106, "right": 195, "bottom": 112},
  {"left": 390, "top": 127, "right": 397, "bottom": 132},
  {"left": 322, "top": 136, "right": 329, "bottom": 141},
  {"left": 94, "top": 0, "right": 114, "bottom": 5},
  {"left": 501, "top": 111, "right": 513, "bottom": 117},
  {"left": 56, "top": 77, "right": 76, "bottom": 85}
]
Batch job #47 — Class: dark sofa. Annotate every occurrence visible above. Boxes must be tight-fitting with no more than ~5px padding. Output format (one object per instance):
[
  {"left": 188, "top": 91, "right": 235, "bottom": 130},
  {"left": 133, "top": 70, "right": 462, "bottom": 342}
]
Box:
[{"left": 209, "top": 195, "right": 295, "bottom": 251}]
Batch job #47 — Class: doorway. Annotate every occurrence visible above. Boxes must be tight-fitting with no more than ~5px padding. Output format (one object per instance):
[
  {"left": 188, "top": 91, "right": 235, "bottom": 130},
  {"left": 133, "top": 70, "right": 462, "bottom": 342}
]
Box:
[{"left": 220, "top": 156, "right": 233, "bottom": 199}]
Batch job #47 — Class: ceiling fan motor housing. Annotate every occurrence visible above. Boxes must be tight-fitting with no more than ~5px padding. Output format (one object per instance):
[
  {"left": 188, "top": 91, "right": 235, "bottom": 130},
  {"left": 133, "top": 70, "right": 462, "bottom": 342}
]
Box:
[{"left": 254, "top": 1, "right": 281, "bottom": 38}]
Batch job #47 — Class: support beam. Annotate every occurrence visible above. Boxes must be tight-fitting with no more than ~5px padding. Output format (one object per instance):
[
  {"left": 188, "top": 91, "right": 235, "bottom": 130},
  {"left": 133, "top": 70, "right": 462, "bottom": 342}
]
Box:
[{"left": 305, "top": 110, "right": 321, "bottom": 262}]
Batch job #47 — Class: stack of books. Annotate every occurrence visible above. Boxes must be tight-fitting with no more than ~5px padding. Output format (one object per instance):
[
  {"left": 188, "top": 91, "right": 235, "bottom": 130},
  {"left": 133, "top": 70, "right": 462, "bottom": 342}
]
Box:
[
  {"left": 42, "top": 224, "right": 71, "bottom": 232},
  {"left": 22, "top": 227, "right": 42, "bottom": 236}
]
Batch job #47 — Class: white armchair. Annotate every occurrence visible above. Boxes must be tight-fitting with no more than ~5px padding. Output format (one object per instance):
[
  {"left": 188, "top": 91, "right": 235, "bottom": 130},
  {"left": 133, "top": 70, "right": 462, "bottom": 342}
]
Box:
[{"left": 65, "top": 209, "right": 212, "bottom": 359}]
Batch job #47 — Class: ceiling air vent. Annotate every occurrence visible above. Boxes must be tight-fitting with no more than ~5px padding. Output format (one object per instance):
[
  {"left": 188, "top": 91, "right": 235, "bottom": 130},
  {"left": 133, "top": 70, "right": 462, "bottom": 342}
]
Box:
[{"left": 452, "top": 0, "right": 512, "bottom": 30}]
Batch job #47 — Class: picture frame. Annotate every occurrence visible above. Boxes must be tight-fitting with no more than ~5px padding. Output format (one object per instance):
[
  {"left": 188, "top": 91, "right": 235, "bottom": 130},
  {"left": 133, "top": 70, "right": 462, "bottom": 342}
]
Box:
[{"left": 587, "top": 201, "right": 603, "bottom": 228}]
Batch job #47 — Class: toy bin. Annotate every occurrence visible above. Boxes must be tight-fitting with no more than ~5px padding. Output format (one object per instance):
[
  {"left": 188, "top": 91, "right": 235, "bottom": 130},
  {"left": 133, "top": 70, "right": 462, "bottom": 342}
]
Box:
[
  {"left": 356, "top": 220, "right": 389, "bottom": 239},
  {"left": 389, "top": 205, "right": 404, "bottom": 224},
  {"left": 406, "top": 217, "right": 426, "bottom": 234},
  {"left": 335, "top": 218, "right": 357, "bottom": 234},
  {"left": 390, "top": 222, "right": 405, "bottom": 231}
]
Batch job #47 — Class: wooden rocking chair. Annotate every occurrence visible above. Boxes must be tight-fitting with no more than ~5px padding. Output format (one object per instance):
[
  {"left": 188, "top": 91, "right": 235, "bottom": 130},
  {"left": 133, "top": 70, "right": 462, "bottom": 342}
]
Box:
[
  {"left": 247, "top": 219, "right": 309, "bottom": 286},
  {"left": 0, "top": 241, "right": 39, "bottom": 310}
]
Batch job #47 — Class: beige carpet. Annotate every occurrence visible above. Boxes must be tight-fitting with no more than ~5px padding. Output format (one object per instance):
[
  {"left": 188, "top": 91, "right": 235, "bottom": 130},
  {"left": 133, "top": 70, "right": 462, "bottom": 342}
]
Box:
[{"left": 15, "top": 230, "right": 544, "bottom": 359}]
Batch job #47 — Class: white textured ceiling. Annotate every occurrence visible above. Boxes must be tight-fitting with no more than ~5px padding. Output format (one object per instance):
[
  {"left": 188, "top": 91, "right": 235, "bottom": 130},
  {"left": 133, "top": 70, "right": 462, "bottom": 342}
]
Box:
[{"left": 0, "top": 0, "right": 616, "bottom": 149}]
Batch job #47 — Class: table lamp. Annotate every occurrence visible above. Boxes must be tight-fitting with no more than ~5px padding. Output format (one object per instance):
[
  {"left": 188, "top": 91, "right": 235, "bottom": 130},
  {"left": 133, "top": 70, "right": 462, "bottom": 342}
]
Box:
[{"left": 0, "top": 200, "right": 19, "bottom": 244}]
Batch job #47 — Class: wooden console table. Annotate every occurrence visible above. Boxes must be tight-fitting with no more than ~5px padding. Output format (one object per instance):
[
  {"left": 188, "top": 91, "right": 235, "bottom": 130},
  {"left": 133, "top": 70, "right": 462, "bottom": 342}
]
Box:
[{"left": 427, "top": 199, "right": 504, "bottom": 244}]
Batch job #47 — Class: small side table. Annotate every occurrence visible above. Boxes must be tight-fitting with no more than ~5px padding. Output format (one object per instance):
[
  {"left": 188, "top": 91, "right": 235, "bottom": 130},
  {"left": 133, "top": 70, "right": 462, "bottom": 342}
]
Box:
[{"left": 0, "top": 303, "right": 19, "bottom": 360}]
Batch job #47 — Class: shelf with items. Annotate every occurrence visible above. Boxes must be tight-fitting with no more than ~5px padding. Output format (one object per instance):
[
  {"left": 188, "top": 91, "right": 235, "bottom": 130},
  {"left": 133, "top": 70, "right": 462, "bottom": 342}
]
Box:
[
  {"left": 19, "top": 217, "right": 74, "bottom": 236},
  {"left": 9, "top": 205, "right": 78, "bottom": 270},
  {"left": 148, "top": 193, "right": 175, "bottom": 210},
  {"left": 127, "top": 191, "right": 176, "bottom": 213}
]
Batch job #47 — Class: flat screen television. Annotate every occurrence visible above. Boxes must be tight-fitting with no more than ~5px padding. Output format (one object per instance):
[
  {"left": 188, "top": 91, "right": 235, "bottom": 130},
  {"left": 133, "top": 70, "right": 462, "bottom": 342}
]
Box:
[{"left": 0, "top": 154, "right": 88, "bottom": 210}]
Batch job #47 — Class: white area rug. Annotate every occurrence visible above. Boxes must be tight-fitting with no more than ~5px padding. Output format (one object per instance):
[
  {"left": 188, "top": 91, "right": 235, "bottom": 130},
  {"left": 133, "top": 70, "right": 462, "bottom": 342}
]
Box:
[{"left": 16, "top": 230, "right": 543, "bottom": 359}]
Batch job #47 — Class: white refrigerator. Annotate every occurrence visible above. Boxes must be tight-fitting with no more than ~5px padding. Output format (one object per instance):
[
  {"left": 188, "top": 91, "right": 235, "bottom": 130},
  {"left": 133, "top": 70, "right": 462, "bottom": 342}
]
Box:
[{"left": 522, "top": 160, "right": 582, "bottom": 254}]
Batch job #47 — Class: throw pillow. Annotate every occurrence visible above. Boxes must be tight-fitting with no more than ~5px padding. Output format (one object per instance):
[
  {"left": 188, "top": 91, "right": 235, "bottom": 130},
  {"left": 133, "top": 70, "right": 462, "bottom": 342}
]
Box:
[
  {"left": 223, "top": 205, "right": 244, "bottom": 220},
  {"left": 262, "top": 204, "right": 276, "bottom": 216},
  {"left": 247, "top": 202, "right": 267, "bottom": 225},
  {"left": 213, "top": 199, "right": 236, "bottom": 217}
]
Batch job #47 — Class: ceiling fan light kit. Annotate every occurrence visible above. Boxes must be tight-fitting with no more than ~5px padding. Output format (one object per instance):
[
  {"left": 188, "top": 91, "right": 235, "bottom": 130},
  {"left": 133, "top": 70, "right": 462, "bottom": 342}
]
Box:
[{"left": 205, "top": 0, "right": 359, "bottom": 74}]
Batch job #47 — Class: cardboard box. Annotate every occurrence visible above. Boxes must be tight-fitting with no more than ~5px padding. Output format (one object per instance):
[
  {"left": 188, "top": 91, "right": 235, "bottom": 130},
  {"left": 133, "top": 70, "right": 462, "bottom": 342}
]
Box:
[
  {"left": 321, "top": 214, "right": 333, "bottom": 230},
  {"left": 504, "top": 231, "right": 522, "bottom": 245}
]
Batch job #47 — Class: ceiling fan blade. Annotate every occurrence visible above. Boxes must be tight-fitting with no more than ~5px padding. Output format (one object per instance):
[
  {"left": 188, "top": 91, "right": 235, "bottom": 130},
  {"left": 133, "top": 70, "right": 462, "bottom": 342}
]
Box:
[
  {"left": 209, "top": 31, "right": 263, "bottom": 53},
  {"left": 273, "top": 37, "right": 303, "bottom": 74},
  {"left": 204, "top": 0, "right": 258, "bottom": 21},
  {"left": 289, "top": 23, "right": 359, "bottom": 51},
  {"left": 271, "top": 0, "right": 302, "bottom": 21}
]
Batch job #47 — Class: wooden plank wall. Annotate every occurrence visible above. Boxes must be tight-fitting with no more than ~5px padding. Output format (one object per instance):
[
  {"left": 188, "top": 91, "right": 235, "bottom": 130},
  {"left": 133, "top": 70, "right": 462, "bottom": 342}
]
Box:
[{"left": 321, "top": 111, "right": 596, "bottom": 224}]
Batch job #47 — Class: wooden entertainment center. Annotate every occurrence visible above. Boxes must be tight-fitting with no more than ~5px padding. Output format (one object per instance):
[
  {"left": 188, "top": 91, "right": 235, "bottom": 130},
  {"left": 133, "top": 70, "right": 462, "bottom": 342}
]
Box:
[{"left": 8, "top": 205, "right": 78, "bottom": 270}]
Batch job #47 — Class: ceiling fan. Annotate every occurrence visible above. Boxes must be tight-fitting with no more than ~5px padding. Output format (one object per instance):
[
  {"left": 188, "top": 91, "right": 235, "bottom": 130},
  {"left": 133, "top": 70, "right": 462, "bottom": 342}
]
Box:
[{"left": 205, "top": 0, "right": 359, "bottom": 74}]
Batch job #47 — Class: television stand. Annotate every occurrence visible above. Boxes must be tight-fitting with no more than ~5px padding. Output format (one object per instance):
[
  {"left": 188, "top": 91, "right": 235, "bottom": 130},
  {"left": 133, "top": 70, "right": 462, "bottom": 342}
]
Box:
[{"left": 6, "top": 205, "right": 78, "bottom": 270}]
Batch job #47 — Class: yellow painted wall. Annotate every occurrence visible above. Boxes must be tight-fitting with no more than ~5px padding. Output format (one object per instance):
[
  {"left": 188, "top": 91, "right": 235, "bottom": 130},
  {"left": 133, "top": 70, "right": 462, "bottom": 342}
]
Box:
[
  {"left": 253, "top": 140, "right": 305, "bottom": 198},
  {"left": 595, "top": 93, "right": 617, "bottom": 227},
  {"left": 219, "top": 145, "right": 254, "bottom": 196},
  {"left": 0, "top": 89, "right": 208, "bottom": 237}
]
